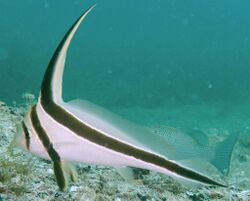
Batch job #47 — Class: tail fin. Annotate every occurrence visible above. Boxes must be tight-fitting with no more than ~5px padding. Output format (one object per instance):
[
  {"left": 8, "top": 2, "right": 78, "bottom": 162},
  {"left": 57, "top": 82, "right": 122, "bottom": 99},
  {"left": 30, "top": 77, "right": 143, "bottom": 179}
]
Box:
[{"left": 210, "top": 130, "right": 240, "bottom": 175}]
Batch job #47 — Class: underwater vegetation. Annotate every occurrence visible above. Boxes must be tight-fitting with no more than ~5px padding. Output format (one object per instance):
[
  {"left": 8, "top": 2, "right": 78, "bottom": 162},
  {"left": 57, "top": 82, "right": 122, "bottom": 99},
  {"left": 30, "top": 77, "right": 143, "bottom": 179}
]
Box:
[
  {"left": 0, "top": 157, "right": 28, "bottom": 196},
  {"left": 11, "top": 5, "right": 238, "bottom": 194},
  {"left": 0, "top": 101, "right": 28, "bottom": 197},
  {"left": 1, "top": 97, "right": 250, "bottom": 200}
]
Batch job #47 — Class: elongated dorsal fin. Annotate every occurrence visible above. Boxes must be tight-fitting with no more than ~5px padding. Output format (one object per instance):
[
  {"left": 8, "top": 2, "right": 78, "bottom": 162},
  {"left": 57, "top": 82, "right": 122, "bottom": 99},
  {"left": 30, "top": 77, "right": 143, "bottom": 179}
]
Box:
[
  {"left": 37, "top": 5, "right": 96, "bottom": 191},
  {"left": 40, "top": 5, "right": 96, "bottom": 104}
]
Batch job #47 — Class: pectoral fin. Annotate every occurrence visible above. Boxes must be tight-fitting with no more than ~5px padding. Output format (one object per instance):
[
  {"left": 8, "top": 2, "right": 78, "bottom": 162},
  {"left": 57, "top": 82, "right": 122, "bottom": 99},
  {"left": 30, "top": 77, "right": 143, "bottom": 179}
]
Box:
[
  {"left": 62, "top": 161, "right": 78, "bottom": 182},
  {"left": 53, "top": 160, "right": 78, "bottom": 191}
]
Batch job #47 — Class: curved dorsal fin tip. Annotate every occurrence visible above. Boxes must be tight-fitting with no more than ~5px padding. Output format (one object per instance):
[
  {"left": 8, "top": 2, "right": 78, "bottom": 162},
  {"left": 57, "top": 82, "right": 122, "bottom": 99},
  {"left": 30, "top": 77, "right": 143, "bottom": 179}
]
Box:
[{"left": 40, "top": 4, "right": 96, "bottom": 103}]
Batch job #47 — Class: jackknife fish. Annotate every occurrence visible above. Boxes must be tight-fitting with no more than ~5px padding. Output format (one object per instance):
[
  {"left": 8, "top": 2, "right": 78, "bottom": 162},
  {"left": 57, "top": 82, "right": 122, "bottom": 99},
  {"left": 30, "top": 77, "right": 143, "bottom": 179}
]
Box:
[{"left": 14, "top": 5, "right": 227, "bottom": 191}]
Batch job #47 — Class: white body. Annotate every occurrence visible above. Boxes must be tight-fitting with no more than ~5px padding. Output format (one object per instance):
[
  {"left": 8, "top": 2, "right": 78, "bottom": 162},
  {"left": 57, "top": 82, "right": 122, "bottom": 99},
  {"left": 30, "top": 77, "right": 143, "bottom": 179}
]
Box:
[{"left": 35, "top": 101, "right": 181, "bottom": 180}]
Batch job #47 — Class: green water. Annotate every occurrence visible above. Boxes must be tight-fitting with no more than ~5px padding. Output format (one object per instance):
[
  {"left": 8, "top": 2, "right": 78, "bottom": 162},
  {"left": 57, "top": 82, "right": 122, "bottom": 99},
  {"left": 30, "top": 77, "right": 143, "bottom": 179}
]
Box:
[
  {"left": 1, "top": 0, "right": 250, "bottom": 111},
  {"left": 1, "top": 1, "right": 250, "bottom": 198}
]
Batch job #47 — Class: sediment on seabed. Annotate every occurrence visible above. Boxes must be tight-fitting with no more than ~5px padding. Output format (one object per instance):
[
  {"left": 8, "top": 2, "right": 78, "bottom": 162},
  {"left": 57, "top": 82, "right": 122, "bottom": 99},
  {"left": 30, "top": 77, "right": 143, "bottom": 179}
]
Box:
[{"left": 0, "top": 98, "right": 250, "bottom": 201}]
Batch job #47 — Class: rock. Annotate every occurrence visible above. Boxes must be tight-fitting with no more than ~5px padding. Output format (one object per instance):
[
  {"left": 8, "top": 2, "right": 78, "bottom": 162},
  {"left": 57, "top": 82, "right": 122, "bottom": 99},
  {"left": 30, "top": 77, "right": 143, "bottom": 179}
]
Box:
[
  {"left": 47, "top": 169, "right": 53, "bottom": 175},
  {"left": 187, "top": 191, "right": 210, "bottom": 201},
  {"left": 133, "top": 168, "right": 150, "bottom": 180},
  {"left": 137, "top": 193, "right": 150, "bottom": 201},
  {"left": 0, "top": 101, "right": 6, "bottom": 106},
  {"left": 0, "top": 187, "right": 6, "bottom": 193},
  {"left": 209, "top": 191, "right": 224, "bottom": 199},
  {"left": 70, "top": 186, "right": 78, "bottom": 192}
]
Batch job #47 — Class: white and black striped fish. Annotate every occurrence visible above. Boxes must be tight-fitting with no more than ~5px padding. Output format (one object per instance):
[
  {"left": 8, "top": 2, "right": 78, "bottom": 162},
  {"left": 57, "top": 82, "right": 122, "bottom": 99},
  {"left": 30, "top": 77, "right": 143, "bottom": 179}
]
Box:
[{"left": 14, "top": 5, "right": 227, "bottom": 191}]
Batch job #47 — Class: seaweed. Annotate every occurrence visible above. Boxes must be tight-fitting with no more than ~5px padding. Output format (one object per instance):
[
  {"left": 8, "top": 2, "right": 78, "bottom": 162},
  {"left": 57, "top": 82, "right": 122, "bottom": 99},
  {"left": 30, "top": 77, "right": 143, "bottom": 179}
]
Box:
[
  {"left": 0, "top": 149, "right": 30, "bottom": 196},
  {"left": 9, "top": 185, "right": 26, "bottom": 196}
]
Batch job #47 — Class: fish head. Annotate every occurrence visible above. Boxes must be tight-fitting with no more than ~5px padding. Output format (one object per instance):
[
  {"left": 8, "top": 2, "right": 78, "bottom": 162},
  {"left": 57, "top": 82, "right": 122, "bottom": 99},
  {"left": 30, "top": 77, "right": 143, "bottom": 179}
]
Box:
[{"left": 13, "top": 115, "right": 49, "bottom": 159}]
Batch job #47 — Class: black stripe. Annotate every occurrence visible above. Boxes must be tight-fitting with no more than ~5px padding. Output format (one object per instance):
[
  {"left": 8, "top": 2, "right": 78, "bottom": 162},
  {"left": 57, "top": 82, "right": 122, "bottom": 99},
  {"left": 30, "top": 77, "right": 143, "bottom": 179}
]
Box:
[
  {"left": 41, "top": 6, "right": 94, "bottom": 102},
  {"left": 30, "top": 105, "right": 67, "bottom": 191},
  {"left": 41, "top": 101, "right": 226, "bottom": 187},
  {"left": 22, "top": 122, "right": 30, "bottom": 150},
  {"left": 39, "top": 6, "right": 226, "bottom": 187}
]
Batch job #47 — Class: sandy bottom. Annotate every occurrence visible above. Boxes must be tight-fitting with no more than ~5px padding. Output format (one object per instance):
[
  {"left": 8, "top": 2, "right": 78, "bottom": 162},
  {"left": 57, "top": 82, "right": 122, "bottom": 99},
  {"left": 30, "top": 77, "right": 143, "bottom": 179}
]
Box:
[{"left": 0, "top": 99, "right": 250, "bottom": 201}]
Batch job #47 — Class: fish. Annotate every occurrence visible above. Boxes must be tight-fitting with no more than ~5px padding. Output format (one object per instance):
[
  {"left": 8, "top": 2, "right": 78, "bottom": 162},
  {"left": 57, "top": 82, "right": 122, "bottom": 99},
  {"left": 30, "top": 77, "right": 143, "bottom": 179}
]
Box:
[{"left": 13, "top": 5, "right": 227, "bottom": 191}]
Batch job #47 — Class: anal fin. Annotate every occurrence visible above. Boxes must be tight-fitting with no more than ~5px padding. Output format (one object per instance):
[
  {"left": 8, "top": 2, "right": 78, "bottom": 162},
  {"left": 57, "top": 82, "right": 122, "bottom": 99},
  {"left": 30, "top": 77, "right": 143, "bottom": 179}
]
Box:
[
  {"left": 53, "top": 160, "right": 68, "bottom": 191},
  {"left": 116, "top": 167, "right": 135, "bottom": 183}
]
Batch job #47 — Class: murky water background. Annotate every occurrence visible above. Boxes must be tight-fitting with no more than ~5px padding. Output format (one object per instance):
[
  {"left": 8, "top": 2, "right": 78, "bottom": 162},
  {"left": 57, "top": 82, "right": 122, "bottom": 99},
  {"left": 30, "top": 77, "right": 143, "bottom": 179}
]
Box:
[{"left": 1, "top": 1, "right": 250, "bottom": 114}]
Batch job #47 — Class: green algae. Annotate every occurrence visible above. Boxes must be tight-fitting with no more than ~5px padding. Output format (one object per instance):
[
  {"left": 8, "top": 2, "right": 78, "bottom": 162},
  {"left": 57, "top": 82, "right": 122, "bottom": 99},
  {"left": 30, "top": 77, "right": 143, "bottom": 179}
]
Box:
[{"left": 0, "top": 146, "right": 30, "bottom": 196}]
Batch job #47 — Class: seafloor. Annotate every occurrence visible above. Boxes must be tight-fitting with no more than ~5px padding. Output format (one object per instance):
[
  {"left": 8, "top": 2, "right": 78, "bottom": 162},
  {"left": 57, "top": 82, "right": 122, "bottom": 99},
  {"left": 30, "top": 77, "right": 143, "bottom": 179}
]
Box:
[{"left": 0, "top": 97, "right": 250, "bottom": 201}]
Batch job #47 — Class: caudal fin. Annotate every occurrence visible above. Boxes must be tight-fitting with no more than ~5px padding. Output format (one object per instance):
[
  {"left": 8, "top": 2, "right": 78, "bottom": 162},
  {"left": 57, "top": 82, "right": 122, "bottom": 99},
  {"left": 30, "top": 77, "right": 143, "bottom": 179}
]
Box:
[{"left": 210, "top": 130, "right": 240, "bottom": 175}]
